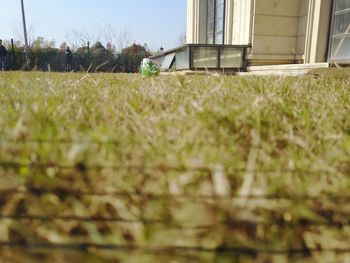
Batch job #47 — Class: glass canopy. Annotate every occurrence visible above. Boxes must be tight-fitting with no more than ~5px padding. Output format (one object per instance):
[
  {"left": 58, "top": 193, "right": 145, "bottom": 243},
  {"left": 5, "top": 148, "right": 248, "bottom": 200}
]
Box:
[{"left": 149, "top": 44, "right": 249, "bottom": 72}]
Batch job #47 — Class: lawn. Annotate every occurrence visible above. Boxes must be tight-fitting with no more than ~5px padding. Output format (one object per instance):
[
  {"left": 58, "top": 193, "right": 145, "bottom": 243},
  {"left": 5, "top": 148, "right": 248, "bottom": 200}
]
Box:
[{"left": 0, "top": 70, "right": 350, "bottom": 262}]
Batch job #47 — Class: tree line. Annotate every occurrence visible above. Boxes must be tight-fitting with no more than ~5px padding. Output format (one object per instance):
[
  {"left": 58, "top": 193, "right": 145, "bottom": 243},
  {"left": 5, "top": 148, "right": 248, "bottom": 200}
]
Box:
[{"left": 4, "top": 37, "right": 153, "bottom": 73}]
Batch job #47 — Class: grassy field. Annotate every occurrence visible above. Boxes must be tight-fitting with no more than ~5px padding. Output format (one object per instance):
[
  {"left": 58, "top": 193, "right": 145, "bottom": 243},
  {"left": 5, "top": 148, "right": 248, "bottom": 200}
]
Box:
[{"left": 0, "top": 70, "right": 350, "bottom": 262}]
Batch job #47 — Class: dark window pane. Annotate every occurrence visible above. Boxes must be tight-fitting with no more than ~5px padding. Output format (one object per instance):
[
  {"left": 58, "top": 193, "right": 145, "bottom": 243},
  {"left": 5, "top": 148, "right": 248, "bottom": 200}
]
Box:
[
  {"left": 333, "top": 12, "right": 350, "bottom": 35},
  {"left": 216, "top": 4, "right": 224, "bottom": 19},
  {"left": 207, "top": 0, "right": 225, "bottom": 44},
  {"left": 208, "top": 10, "right": 215, "bottom": 22},
  {"left": 208, "top": 0, "right": 215, "bottom": 10},
  {"left": 215, "top": 33, "right": 223, "bottom": 44},
  {"left": 335, "top": 0, "right": 350, "bottom": 12},
  {"left": 207, "top": 21, "right": 214, "bottom": 32},
  {"left": 215, "top": 18, "right": 224, "bottom": 32}
]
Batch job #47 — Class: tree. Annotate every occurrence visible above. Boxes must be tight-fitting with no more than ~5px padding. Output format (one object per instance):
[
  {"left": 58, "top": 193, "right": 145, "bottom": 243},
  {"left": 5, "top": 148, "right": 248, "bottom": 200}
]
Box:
[
  {"left": 31, "top": 37, "right": 55, "bottom": 49},
  {"left": 90, "top": 41, "right": 117, "bottom": 72},
  {"left": 106, "top": 42, "right": 116, "bottom": 54},
  {"left": 118, "top": 43, "right": 151, "bottom": 73},
  {"left": 11, "top": 21, "right": 36, "bottom": 46},
  {"left": 4, "top": 40, "right": 25, "bottom": 70},
  {"left": 178, "top": 32, "right": 187, "bottom": 45},
  {"left": 74, "top": 44, "right": 91, "bottom": 71},
  {"left": 59, "top": 42, "right": 67, "bottom": 51},
  {"left": 73, "top": 41, "right": 117, "bottom": 72},
  {"left": 114, "top": 27, "right": 134, "bottom": 52},
  {"left": 66, "top": 28, "right": 98, "bottom": 50},
  {"left": 29, "top": 37, "right": 59, "bottom": 71},
  {"left": 3, "top": 33, "right": 152, "bottom": 73},
  {"left": 97, "top": 23, "right": 134, "bottom": 52}
]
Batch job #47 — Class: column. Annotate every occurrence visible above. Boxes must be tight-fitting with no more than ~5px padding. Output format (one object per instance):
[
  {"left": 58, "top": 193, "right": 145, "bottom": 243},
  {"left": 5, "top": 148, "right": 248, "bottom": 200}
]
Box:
[{"left": 304, "top": 0, "right": 332, "bottom": 63}]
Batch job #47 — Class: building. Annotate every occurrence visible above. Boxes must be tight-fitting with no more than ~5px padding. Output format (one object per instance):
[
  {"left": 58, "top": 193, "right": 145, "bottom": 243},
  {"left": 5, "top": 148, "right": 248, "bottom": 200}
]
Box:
[
  {"left": 150, "top": 0, "right": 349, "bottom": 74},
  {"left": 186, "top": 0, "right": 350, "bottom": 74}
]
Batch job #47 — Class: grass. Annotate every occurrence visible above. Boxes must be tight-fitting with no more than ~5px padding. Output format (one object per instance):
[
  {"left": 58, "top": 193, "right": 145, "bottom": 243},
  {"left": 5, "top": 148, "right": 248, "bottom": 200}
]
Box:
[{"left": 0, "top": 70, "right": 350, "bottom": 262}]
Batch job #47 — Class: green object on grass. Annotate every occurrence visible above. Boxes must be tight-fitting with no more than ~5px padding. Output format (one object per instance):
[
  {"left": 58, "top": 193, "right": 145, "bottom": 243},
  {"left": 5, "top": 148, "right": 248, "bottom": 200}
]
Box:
[{"left": 140, "top": 59, "right": 160, "bottom": 76}]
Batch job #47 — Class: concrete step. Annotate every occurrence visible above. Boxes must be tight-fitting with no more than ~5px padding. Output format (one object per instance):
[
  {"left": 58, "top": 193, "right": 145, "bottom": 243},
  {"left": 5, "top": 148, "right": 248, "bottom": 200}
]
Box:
[{"left": 239, "top": 63, "right": 329, "bottom": 76}]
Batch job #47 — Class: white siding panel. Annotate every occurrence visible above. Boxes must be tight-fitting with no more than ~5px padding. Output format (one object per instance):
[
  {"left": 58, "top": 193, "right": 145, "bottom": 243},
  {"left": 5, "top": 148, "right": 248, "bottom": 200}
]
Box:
[
  {"left": 253, "top": 35, "right": 298, "bottom": 55},
  {"left": 255, "top": 15, "right": 299, "bottom": 36},
  {"left": 255, "top": 0, "right": 300, "bottom": 16}
]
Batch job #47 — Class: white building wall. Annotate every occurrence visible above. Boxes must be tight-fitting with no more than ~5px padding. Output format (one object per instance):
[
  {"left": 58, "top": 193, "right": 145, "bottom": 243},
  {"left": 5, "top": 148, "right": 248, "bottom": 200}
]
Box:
[
  {"left": 186, "top": 0, "right": 199, "bottom": 43},
  {"left": 250, "top": 0, "right": 301, "bottom": 65},
  {"left": 296, "top": 0, "right": 309, "bottom": 59},
  {"left": 231, "top": 0, "right": 254, "bottom": 45},
  {"left": 186, "top": 0, "right": 210, "bottom": 44},
  {"left": 224, "top": 0, "right": 234, "bottom": 44}
]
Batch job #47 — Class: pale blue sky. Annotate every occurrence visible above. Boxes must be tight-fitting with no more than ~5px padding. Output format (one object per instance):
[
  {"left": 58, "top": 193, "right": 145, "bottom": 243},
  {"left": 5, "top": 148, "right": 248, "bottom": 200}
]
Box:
[{"left": 0, "top": 0, "right": 187, "bottom": 51}]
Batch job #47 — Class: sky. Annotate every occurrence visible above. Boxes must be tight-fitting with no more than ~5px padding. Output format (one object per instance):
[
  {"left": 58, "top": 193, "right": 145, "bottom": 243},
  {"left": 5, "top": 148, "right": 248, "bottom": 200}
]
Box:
[{"left": 0, "top": 0, "right": 187, "bottom": 51}]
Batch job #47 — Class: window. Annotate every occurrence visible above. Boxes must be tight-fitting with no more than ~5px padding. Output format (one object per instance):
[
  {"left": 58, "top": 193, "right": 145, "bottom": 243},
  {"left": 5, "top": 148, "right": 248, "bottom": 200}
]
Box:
[
  {"left": 193, "top": 47, "right": 218, "bottom": 68},
  {"left": 329, "top": 0, "right": 350, "bottom": 62},
  {"left": 175, "top": 48, "right": 190, "bottom": 70},
  {"left": 207, "top": 0, "right": 225, "bottom": 44},
  {"left": 220, "top": 47, "right": 244, "bottom": 68}
]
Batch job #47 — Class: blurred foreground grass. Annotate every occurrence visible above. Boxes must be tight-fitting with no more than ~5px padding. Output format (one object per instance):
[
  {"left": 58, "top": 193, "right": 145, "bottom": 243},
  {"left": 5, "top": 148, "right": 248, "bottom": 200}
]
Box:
[{"left": 0, "top": 70, "right": 350, "bottom": 262}]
